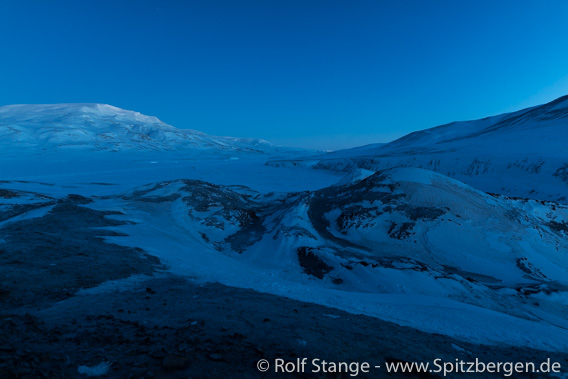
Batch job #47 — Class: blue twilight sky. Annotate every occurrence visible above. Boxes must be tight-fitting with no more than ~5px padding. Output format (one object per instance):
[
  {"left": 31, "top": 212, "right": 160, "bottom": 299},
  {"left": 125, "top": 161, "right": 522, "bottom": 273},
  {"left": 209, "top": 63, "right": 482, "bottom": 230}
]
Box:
[{"left": 1, "top": 1, "right": 568, "bottom": 150}]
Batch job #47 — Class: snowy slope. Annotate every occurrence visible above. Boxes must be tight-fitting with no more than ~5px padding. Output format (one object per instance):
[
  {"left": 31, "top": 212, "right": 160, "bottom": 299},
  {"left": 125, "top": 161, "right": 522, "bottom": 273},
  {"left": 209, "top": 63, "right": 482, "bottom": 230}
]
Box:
[
  {"left": 269, "top": 95, "right": 568, "bottom": 202},
  {"left": 0, "top": 103, "right": 280, "bottom": 154},
  {"left": 70, "top": 166, "right": 568, "bottom": 351}
]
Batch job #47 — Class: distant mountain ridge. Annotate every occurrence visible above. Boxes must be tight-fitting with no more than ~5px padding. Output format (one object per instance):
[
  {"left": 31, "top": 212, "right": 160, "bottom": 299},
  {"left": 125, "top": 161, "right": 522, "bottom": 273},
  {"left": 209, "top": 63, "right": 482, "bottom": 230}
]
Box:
[
  {"left": 380, "top": 94, "right": 568, "bottom": 155},
  {"left": 0, "top": 103, "right": 275, "bottom": 154},
  {"left": 269, "top": 95, "right": 568, "bottom": 203}
]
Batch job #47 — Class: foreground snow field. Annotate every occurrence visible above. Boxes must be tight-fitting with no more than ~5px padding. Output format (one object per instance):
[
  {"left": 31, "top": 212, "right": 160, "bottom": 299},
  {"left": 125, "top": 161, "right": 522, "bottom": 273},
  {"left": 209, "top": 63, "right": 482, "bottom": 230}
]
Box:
[{"left": 1, "top": 102, "right": 568, "bottom": 376}]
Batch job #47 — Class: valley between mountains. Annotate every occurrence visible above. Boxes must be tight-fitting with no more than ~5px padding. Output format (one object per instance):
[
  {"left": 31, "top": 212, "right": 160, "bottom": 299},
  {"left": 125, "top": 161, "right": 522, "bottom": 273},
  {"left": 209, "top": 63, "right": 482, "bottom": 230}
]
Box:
[{"left": 1, "top": 100, "right": 568, "bottom": 377}]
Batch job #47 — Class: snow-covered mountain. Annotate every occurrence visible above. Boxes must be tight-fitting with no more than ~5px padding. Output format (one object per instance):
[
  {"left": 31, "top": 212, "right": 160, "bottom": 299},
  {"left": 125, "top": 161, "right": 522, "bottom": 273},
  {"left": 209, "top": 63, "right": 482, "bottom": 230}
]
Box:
[
  {"left": 0, "top": 103, "right": 278, "bottom": 154},
  {"left": 3, "top": 98, "right": 568, "bottom": 359},
  {"left": 269, "top": 95, "right": 568, "bottom": 202}
]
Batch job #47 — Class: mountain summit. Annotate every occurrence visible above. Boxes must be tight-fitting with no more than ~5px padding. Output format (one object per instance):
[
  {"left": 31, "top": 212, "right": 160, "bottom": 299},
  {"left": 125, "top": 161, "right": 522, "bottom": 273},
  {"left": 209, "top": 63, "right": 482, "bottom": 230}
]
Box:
[{"left": 0, "top": 103, "right": 273, "bottom": 154}]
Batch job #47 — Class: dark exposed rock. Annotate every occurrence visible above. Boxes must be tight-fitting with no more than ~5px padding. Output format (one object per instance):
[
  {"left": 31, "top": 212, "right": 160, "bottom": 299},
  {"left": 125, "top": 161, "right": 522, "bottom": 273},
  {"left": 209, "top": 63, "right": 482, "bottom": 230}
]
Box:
[
  {"left": 553, "top": 163, "right": 568, "bottom": 184},
  {"left": 0, "top": 202, "right": 162, "bottom": 309},
  {"left": 297, "top": 247, "right": 333, "bottom": 279},
  {"left": 162, "top": 354, "right": 188, "bottom": 370}
]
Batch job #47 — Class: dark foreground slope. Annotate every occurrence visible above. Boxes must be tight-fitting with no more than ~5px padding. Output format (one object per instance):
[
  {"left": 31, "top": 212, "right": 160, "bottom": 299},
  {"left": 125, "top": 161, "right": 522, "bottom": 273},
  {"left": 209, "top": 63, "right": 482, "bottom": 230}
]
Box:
[{"left": 2, "top": 274, "right": 568, "bottom": 379}]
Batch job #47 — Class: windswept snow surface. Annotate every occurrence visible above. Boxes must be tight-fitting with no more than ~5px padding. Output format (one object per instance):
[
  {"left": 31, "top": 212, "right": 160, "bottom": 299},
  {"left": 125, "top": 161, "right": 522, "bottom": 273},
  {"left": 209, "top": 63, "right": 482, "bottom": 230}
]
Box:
[{"left": 269, "top": 95, "right": 568, "bottom": 203}]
